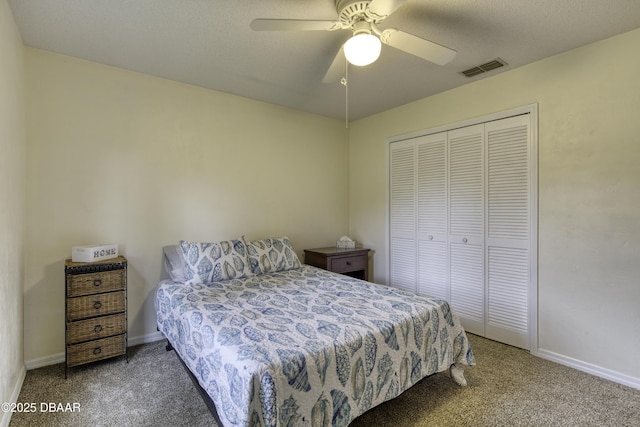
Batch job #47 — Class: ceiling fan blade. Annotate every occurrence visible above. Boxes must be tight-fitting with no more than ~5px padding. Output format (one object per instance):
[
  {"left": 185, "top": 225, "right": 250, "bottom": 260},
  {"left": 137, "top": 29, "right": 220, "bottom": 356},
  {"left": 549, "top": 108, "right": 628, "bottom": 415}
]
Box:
[
  {"left": 366, "top": 0, "right": 408, "bottom": 20},
  {"left": 250, "top": 19, "right": 341, "bottom": 32},
  {"left": 381, "top": 28, "right": 456, "bottom": 65},
  {"left": 322, "top": 46, "right": 346, "bottom": 84}
]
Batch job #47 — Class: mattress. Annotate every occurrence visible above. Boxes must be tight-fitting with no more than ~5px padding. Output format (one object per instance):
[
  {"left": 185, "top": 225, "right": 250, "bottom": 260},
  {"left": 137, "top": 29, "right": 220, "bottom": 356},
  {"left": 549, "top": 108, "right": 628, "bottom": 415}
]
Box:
[{"left": 156, "top": 265, "right": 475, "bottom": 427}]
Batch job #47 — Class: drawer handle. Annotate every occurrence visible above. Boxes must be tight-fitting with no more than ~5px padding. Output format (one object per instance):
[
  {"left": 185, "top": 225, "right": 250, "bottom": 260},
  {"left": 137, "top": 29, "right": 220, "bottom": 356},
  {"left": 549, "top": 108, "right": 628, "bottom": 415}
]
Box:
[
  {"left": 93, "top": 347, "right": 102, "bottom": 355},
  {"left": 93, "top": 301, "right": 102, "bottom": 310},
  {"left": 94, "top": 325, "right": 103, "bottom": 333},
  {"left": 346, "top": 261, "right": 352, "bottom": 266},
  {"left": 93, "top": 279, "right": 102, "bottom": 287}
]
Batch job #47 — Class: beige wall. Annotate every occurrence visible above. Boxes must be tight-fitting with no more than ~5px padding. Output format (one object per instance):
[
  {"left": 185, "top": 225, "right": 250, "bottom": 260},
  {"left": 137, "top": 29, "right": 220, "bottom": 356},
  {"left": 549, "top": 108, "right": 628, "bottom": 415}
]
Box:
[
  {"left": 349, "top": 28, "right": 640, "bottom": 383},
  {"left": 24, "top": 49, "right": 349, "bottom": 362},
  {"left": 16, "top": 14, "right": 640, "bottom": 389},
  {"left": 0, "top": 0, "right": 26, "bottom": 424}
]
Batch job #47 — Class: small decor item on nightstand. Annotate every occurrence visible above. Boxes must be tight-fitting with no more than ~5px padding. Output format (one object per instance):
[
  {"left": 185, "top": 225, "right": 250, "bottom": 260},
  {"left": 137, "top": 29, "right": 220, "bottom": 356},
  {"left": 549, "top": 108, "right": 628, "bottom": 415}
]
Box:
[
  {"left": 336, "top": 236, "right": 356, "bottom": 249},
  {"left": 72, "top": 243, "right": 118, "bottom": 263}
]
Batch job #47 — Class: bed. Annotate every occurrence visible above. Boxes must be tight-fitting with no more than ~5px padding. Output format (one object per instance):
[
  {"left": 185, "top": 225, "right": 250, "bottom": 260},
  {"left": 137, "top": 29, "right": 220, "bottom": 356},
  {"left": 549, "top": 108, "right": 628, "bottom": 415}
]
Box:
[{"left": 155, "top": 237, "right": 475, "bottom": 427}]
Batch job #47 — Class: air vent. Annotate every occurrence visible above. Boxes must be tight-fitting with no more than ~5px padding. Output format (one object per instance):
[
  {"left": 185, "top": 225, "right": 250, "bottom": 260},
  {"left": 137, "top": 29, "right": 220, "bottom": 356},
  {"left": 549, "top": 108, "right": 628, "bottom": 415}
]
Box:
[{"left": 460, "top": 58, "right": 507, "bottom": 78}]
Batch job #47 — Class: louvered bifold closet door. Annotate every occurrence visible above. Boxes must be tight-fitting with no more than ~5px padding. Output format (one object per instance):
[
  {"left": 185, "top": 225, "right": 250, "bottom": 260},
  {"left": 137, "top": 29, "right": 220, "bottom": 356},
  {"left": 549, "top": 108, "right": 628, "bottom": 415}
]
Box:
[
  {"left": 416, "top": 133, "right": 448, "bottom": 300},
  {"left": 448, "top": 124, "right": 485, "bottom": 336},
  {"left": 485, "top": 115, "right": 531, "bottom": 349},
  {"left": 389, "top": 140, "right": 417, "bottom": 292}
]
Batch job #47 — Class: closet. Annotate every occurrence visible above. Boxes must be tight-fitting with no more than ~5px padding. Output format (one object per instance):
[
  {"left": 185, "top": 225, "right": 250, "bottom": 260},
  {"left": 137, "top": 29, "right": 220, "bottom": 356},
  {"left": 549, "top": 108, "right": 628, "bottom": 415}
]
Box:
[{"left": 389, "top": 109, "right": 536, "bottom": 350}]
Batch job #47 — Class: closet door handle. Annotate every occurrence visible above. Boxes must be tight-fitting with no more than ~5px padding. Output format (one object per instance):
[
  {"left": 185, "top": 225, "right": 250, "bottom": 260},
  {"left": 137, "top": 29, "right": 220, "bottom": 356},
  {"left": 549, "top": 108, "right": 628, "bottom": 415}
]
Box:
[
  {"left": 427, "top": 235, "right": 434, "bottom": 241},
  {"left": 462, "top": 238, "right": 468, "bottom": 243}
]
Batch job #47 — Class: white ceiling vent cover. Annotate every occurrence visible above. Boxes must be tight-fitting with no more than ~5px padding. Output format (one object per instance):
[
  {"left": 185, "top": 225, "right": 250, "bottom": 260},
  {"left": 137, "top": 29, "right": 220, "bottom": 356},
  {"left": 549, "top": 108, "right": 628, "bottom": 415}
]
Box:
[{"left": 461, "top": 58, "right": 508, "bottom": 78}]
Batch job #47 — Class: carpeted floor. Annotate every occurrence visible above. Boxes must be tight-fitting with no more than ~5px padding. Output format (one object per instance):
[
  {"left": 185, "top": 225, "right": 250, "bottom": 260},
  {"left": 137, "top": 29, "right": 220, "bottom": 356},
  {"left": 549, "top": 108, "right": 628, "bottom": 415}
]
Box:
[{"left": 9, "top": 334, "right": 640, "bottom": 426}]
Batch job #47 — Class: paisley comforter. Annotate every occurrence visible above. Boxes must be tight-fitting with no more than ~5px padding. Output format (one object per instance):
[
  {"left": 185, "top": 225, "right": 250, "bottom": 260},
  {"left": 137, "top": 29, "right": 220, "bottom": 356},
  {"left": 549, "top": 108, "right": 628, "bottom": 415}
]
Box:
[{"left": 155, "top": 265, "right": 475, "bottom": 427}]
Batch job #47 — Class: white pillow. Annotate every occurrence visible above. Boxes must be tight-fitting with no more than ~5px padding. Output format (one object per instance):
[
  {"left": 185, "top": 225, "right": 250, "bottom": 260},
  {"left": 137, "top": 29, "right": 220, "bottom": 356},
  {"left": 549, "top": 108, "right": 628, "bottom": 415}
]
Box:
[{"left": 162, "top": 245, "right": 186, "bottom": 282}]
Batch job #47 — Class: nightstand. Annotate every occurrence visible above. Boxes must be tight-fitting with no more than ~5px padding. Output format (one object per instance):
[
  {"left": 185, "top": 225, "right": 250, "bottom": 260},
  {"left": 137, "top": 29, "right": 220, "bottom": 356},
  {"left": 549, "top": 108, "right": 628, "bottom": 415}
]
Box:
[
  {"left": 304, "top": 247, "right": 370, "bottom": 281},
  {"left": 65, "top": 256, "right": 128, "bottom": 377}
]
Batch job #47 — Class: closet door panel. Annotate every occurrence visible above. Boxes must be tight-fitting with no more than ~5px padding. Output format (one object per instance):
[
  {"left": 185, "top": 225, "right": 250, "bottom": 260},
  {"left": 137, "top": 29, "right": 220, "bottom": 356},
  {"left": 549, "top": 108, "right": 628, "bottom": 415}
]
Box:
[
  {"left": 487, "top": 247, "right": 529, "bottom": 348},
  {"left": 448, "top": 126, "right": 484, "bottom": 239},
  {"left": 390, "top": 140, "right": 416, "bottom": 292},
  {"left": 416, "top": 133, "right": 448, "bottom": 299},
  {"left": 391, "top": 238, "right": 417, "bottom": 292},
  {"left": 417, "top": 133, "right": 447, "bottom": 239},
  {"left": 486, "top": 118, "right": 530, "bottom": 241},
  {"left": 417, "top": 241, "right": 447, "bottom": 299},
  {"left": 450, "top": 242, "right": 485, "bottom": 334},
  {"left": 448, "top": 124, "right": 485, "bottom": 335},
  {"left": 485, "top": 115, "right": 531, "bottom": 349}
]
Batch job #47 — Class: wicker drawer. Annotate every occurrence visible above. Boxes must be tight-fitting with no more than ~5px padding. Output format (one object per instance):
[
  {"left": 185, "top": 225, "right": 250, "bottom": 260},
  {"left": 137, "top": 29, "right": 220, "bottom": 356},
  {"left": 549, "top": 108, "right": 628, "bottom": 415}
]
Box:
[
  {"left": 67, "top": 334, "right": 126, "bottom": 367},
  {"left": 67, "top": 313, "right": 126, "bottom": 345},
  {"left": 65, "top": 257, "right": 128, "bottom": 375},
  {"left": 67, "top": 291, "right": 126, "bottom": 321},
  {"left": 67, "top": 269, "right": 125, "bottom": 297},
  {"left": 331, "top": 255, "right": 367, "bottom": 274}
]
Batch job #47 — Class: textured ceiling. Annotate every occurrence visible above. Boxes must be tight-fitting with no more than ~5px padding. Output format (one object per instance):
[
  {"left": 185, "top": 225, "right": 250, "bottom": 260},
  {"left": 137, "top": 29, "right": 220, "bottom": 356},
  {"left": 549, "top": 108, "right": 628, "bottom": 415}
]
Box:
[{"left": 8, "top": 0, "right": 640, "bottom": 121}]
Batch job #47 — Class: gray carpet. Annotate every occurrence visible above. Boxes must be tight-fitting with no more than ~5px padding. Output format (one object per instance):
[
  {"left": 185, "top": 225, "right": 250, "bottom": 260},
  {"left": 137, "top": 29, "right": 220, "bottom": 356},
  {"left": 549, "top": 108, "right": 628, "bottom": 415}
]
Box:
[{"left": 10, "top": 334, "right": 640, "bottom": 426}]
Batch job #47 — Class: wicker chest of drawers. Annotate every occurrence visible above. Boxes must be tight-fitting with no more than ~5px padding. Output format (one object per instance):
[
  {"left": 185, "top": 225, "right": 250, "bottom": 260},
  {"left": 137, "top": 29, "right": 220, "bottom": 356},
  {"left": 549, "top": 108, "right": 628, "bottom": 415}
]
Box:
[{"left": 65, "top": 256, "right": 127, "bottom": 377}]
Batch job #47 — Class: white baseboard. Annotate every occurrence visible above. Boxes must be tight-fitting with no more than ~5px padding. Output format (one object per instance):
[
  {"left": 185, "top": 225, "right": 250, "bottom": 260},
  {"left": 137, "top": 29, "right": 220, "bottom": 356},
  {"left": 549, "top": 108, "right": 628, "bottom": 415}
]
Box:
[
  {"left": 128, "top": 330, "right": 164, "bottom": 347},
  {"left": 537, "top": 348, "right": 640, "bottom": 391},
  {"left": 25, "top": 352, "right": 64, "bottom": 370},
  {"left": 1, "top": 364, "right": 26, "bottom": 427},
  {"left": 24, "top": 331, "right": 166, "bottom": 370}
]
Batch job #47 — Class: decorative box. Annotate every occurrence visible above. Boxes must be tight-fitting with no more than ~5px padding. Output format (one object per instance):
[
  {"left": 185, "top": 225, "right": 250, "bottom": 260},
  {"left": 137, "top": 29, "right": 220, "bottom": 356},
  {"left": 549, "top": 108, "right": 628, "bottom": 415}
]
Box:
[
  {"left": 72, "top": 244, "right": 118, "bottom": 263},
  {"left": 336, "top": 239, "right": 356, "bottom": 249}
]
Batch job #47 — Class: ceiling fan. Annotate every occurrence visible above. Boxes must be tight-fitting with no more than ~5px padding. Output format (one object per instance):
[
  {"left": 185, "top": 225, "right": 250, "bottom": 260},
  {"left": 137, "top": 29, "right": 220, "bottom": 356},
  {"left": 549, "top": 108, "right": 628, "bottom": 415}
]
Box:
[{"left": 250, "top": 0, "right": 457, "bottom": 83}]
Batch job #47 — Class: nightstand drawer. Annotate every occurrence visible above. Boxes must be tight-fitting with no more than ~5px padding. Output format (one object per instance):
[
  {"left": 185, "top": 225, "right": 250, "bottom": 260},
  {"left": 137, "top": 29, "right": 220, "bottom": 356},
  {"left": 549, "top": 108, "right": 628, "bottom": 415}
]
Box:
[
  {"left": 67, "top": 334, "right": 126, "bottom": 367},
  {"left": 331, "top": 255, "right": 367, "bottom": 274},
  {"left": 67, "top": 291, "right": 126, "bottom": 321},
  {"left": 67, "top": 313, "right": 126, "bottom": 344},
  {"left": 304, "top": 247, "right": 370, "bottom": 281},
  {"left": 67, "top": 269, "right": 125, "bottom": 297}
]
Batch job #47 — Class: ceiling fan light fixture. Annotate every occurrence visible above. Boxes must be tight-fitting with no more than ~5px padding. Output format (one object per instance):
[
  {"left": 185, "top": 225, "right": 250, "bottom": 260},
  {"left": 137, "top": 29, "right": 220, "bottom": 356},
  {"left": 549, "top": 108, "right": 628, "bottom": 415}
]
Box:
[{"left": 344, "top": 33, "right": 381, "bottom": 66}]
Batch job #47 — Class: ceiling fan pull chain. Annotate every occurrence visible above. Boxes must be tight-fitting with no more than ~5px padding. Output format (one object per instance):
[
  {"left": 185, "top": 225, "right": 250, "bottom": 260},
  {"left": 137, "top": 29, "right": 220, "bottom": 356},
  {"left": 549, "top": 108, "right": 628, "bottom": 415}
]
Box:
[{"left": 342, "top": 63, "right": 349, "bottom": 128}]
